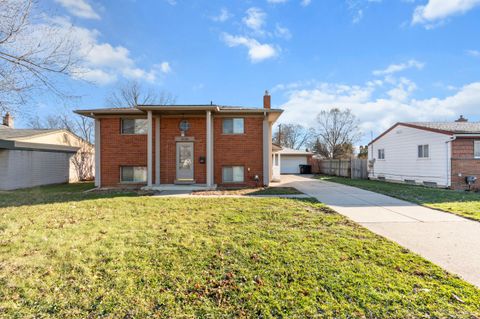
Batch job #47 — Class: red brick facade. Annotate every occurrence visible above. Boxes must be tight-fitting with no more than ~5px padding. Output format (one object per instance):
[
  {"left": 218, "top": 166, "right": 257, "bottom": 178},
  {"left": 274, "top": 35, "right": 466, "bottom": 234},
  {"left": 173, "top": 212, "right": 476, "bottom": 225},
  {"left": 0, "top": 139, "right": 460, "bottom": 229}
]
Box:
[
  {"left": 99, "top": 115, "right": 264, "bottom": 187},
  {"left": 451, "top": 137, "right": 480, "bottom": 190},
  {"left": 214, "top": 116, "right": 264, "bottom": 187}
]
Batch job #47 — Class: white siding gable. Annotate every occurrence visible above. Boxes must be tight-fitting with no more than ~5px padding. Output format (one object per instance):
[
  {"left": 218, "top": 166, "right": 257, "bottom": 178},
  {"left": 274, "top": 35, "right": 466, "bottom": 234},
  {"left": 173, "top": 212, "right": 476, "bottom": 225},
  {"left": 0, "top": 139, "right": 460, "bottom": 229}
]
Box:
[{"left": 368, "top": 125, "right": 452, "bottom": 187}]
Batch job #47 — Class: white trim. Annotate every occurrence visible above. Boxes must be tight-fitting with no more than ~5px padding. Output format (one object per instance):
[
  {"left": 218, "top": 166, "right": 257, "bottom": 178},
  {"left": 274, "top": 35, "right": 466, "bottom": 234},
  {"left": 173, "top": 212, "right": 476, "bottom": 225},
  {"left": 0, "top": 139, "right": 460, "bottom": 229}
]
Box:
[
  {"left": 262, "top": 117, "right": 270, "bottom": 186},
  {"left": 94, "top": 119, "right": 101, "bottom": 187},
  {"left": 155, "top": 116, "right": 160, "bottom": 185},
  {"left": 206, "top": 111, "right": 213, "bottom": 186},
  {"left": 147, "top": 111, "right": 153, "bottom": 187}
]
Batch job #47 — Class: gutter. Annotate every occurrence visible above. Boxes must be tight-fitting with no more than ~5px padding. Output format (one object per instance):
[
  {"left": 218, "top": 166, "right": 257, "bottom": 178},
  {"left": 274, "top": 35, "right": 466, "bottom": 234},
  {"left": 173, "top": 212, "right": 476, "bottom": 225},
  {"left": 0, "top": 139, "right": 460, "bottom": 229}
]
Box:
[{"left": 445, "top": 135, "right": 457, "bottom": 187}]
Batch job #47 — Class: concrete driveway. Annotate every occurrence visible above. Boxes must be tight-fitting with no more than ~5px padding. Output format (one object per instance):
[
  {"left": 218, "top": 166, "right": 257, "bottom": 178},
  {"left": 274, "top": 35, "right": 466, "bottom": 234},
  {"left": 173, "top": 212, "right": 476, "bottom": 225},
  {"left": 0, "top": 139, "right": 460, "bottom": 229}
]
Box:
[{"left": 276, "top": 174, "right": 480, "bottom": 287}]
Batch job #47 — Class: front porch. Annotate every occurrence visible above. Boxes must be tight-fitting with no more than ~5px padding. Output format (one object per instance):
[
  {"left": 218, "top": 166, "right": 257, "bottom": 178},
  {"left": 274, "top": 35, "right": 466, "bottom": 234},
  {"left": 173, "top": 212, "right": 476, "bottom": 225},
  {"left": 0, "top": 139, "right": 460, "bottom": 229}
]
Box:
[{"left": 142, "top": 106, "right": 217, "bottom": 188}]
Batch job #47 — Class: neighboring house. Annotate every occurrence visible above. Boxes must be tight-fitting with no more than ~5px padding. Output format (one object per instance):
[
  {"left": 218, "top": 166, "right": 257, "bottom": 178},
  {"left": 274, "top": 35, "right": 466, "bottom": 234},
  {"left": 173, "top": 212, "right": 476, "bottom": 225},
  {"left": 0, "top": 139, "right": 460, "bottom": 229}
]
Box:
[
  {"left": 368, "top": 116, "right": 480, "bottom": 190},
  {"left": 0, "top": 113, "right": 94, "bottom": 190},
  {"left": 75, "top": 91, "right": 283, "bottom": 189},
  {"left": 272, "top": 146, "right": 313, "bottom": 175}
]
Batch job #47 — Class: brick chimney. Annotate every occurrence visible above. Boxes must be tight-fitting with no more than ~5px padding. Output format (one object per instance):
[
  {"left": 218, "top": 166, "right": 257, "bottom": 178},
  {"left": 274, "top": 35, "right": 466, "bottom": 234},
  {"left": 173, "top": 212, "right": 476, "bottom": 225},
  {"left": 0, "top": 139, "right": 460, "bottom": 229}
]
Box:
[
  {"left": 455, "top": 115, "right": 468, "bottom": 122},
  {"left": 2, "top": 112, "right": 13, "bottom": 128},
  {"left": 263, "top": 90, "right": 271, "bottom": 109}
]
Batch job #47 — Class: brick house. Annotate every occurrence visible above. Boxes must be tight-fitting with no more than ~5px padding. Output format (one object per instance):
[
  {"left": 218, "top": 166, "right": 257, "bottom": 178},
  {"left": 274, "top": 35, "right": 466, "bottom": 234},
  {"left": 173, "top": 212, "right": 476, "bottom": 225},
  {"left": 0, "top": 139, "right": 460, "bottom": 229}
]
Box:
[
  {"left": 368, "top": 116, "right": 480, "bottom": 190},
  {"left": 75, "top": 92, "right": 283, "bottom": 189}
]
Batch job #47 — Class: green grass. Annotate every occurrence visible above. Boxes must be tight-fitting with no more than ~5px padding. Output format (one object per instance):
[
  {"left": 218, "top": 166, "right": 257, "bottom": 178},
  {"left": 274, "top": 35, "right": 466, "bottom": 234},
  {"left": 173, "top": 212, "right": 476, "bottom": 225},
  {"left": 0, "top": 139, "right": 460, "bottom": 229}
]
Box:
[
  {"left": 0, "top": 184, "right": 479, "bottom": 318},
  {"left": 318, "top": 175, "right": 480, "bottom": 221},
  {"left": 194, "top": 186, "right": 303, "bottom": 196}
]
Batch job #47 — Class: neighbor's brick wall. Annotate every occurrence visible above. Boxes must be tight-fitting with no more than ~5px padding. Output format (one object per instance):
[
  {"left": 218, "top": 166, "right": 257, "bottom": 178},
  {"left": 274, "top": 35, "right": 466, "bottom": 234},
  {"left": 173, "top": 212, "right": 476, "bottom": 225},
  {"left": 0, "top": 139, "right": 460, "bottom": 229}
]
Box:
[
  {"left": 214, "top": 116, "right": 264, "bottom": 187},
  {"left": 451, "top": 137, "right": 480, "bottom": 190}
]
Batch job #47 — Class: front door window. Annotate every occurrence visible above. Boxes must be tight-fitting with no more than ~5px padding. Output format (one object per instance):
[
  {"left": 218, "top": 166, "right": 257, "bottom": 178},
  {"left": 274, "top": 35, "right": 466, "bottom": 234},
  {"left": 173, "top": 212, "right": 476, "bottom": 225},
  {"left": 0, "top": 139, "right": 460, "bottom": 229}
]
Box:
[{"left": 176, "top": 142, "right": 194, "bottom": 182}]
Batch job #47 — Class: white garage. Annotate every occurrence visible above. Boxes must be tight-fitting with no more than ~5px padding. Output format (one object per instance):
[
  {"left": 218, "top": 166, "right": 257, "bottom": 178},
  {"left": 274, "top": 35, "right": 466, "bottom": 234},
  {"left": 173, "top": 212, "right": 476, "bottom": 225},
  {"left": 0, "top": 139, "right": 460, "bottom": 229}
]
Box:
[{"left": 273, "top": 147, "right": 313, "bottom": 174}]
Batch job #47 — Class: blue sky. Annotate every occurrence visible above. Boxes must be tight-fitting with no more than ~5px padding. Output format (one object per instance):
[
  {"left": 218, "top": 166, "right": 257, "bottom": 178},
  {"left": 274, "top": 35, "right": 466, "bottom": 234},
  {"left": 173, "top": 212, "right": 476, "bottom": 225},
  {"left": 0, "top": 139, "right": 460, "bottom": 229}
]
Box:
[{"left": 24, "top": 0, "right": 480, "bottom": 144}]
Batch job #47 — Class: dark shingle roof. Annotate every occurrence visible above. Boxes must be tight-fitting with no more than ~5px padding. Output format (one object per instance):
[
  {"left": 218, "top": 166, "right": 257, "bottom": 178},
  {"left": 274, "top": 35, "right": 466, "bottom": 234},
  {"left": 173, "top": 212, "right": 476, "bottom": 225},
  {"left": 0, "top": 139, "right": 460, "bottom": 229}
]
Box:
[
  {"left": 404, "top": 122, "right": 480, "bottom": 134},
  {"left": 0, "top": 128, "right": 62, "bottom": 140}
]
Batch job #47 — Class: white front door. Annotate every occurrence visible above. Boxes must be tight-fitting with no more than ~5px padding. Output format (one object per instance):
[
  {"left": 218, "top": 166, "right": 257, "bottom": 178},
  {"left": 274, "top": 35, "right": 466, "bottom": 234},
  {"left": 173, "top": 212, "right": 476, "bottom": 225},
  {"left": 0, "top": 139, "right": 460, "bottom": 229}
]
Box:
[{"left": 176, "top": 142, "right": 194, "bottom": 182}]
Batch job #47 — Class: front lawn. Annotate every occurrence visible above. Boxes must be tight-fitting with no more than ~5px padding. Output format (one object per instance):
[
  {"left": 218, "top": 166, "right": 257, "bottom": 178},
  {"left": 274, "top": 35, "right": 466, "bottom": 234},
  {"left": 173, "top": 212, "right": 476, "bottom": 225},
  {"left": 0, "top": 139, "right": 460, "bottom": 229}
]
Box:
[
  {"left": 318, "top": 175, "right": 480, "bottom": 221},
  {"left": 193, "top": 186, "right": 303, "bottom": 196},
  {"left": 0, "top": 184, "right": 479, "bottom": 317}
]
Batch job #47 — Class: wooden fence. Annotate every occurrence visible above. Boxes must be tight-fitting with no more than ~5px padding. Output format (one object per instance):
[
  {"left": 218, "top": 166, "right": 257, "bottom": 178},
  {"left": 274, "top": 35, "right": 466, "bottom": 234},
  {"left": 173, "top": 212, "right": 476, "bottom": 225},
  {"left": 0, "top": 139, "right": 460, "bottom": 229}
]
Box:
[{"left": 311, "top": 158, "right": 368, "bottom": 179}]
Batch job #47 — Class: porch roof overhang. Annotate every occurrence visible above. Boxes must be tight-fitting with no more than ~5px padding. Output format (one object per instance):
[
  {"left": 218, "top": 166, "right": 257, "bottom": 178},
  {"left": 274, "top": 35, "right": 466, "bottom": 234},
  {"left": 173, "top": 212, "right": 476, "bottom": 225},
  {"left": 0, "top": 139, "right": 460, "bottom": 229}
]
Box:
[{"left": 75, "top": 105, "right": 283, "bottom": 123}]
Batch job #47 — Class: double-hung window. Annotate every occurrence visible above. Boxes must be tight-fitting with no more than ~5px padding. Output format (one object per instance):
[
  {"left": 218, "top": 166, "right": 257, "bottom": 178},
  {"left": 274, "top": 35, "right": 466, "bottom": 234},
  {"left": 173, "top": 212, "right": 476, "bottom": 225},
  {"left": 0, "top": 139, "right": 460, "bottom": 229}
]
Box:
[
  {"left": 418, "top": 144, "right": 429, "bottom": 158},
  {"left": 474, "top": 140, "right": 480, "bottom": 159},
  {"left": 223, "top": 118, "right": 244, "bottom": 134},
  {"left": 121, "top": 118, "right": 148, "bottom": 134},
  {"left": 222, "top": 166, "right": 244, "bottom": 183},
  {"left": 378, "top": 149, "right": 385, "bottom": 160}
]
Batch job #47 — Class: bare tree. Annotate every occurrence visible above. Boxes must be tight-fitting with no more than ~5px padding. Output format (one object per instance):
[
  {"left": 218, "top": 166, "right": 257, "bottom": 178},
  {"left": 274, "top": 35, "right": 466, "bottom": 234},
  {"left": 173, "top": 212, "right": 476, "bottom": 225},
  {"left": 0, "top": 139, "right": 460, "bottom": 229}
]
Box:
[
  {"left": 273, "top": 123, "right": 314, "bottom": 150},
  {"left": 314, "top": 108, "right": 361, "bottom": 159},
  {"left": 27, "top": 113, "right": 93, "bottom": 143},
  {"left": 0, "top": 0, "right": 80, "bottom": 112},
  {"left": 106, "top": 80, "right": 176, "bottom": 108}
]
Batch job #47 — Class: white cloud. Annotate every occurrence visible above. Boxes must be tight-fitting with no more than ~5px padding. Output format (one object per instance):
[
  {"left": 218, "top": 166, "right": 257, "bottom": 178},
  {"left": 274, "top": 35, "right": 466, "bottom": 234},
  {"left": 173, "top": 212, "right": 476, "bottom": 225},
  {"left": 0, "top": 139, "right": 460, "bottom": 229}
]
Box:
[
  {"left": 372, "top": 59, "right": 424, "bottom": 76},
  {"left": 54, "top": 0, "right": 100, "bottom": 20},
  {"left": 412, "top": 0, "right": 480, "bottom": 26},
  {"left": 222, "top": 33, "right": 277, "bottom": 62},
  {"left": 212, "top": 8, "right": 232, "bottom": 22},
  {"left": 275, "top": 24, "right": 292, "bottom": 39},
  {"left": 165, "top": 0, "right": 177, "bottom": 5},
  {"left": 275, "top": 78, "right": 480, "bottom": 143},
  {"left": 243, "top": 7, "right": 266, "bottom": 32},
  {"left": 73, "top": 68, "right": 117, "bottom": 85},
  {"left": 301, "top": 0, "right": 312, "bottom": 6},
  {"left": 267, "top": 0, "right": 288, "bottom": 3},
  {"left": 47, "top": 16, "right": 166, "bottom": 85},
  {"left": 159, "top": 62, "right": 171, "bottom": 74},
  {"left": 467, "top": 49, "right": 480, "bottom": 57}
]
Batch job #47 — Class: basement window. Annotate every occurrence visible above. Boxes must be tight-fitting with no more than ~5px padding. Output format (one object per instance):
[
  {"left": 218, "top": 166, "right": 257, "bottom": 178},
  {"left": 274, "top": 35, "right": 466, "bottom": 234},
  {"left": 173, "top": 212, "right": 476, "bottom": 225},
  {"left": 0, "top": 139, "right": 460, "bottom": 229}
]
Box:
[
  {"left": 223, "top": 118, "right": 244, "bottom": 134},
  {"left": 121, "top": 166, "right": 147, "bottom": 183},
  {"left": 475, "top": 141, "right": 480, "bottom": 159},
  {"left": 418, "top": 144, "right": 429, "bottom": 158},
  {"left": 222, "top": 166, "right": 244, "bottom": 183},
  {"left": 121, "top": 119, "right": 148, "bottom": 134}
]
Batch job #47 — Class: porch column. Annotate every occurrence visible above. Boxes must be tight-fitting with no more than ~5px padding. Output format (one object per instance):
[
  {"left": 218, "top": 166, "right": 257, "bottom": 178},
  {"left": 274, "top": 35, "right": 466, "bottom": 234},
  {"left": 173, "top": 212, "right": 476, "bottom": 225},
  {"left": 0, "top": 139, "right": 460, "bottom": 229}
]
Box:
[
  {"left": 155, "top": 116, "right": 160, "bottom": 185},
  {"left": 94, "top": 118, "right": 101, "bottom": 187},
  {"left": 206, "top": 110, "right": 213, "bottom": 186},
  {"left": 147, "top": 111, "right": 153, "bottom": 187}
]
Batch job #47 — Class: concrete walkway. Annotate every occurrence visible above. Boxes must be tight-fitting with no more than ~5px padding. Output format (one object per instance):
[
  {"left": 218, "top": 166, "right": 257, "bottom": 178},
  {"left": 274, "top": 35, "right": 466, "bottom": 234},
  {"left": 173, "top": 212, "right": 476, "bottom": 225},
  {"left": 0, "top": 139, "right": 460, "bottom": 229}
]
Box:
[{"left": 276, "top": 175, "right": 480, "bottom": 287}]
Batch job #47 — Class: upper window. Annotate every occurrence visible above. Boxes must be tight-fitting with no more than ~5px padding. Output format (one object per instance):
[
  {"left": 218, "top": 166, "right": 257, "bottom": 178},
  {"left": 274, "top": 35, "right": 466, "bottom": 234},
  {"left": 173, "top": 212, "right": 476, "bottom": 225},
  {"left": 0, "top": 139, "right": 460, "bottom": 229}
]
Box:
[
  {"left": 222, "top": 166, "right": 244, "bottom": 183},
  {"left": 378, "top": 149, "right": 385, "bottom": 160},
  {"left": 474, "top": 141, "right": 480, "bottom": 159},
  {"left": 418, "top": 144, "right": 429, "bottom": 158},
  {"left": 121, "top": 119, "right": 148, "bottom": 134},
  {"left": 120, "top": 166, "right": 147, "bottom": 183},
  {"left": 223, "top": 118, "right": 244, "bottom": 134}
]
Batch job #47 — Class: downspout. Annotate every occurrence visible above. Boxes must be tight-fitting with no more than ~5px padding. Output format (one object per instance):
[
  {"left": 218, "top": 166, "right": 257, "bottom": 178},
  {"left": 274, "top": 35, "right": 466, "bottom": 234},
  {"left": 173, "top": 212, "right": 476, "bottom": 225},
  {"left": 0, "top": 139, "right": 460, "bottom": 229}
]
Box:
[{"left": 445, "top": 135, "right": 456, "bottom": 188}]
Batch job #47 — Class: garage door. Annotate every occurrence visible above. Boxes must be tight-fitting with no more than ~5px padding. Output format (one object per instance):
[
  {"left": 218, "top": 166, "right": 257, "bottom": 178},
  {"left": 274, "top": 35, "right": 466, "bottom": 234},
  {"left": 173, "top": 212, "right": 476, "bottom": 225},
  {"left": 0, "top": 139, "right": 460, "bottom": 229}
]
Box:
[{"left": 280, "top": 155, "right": 307, "bottom": 174}]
